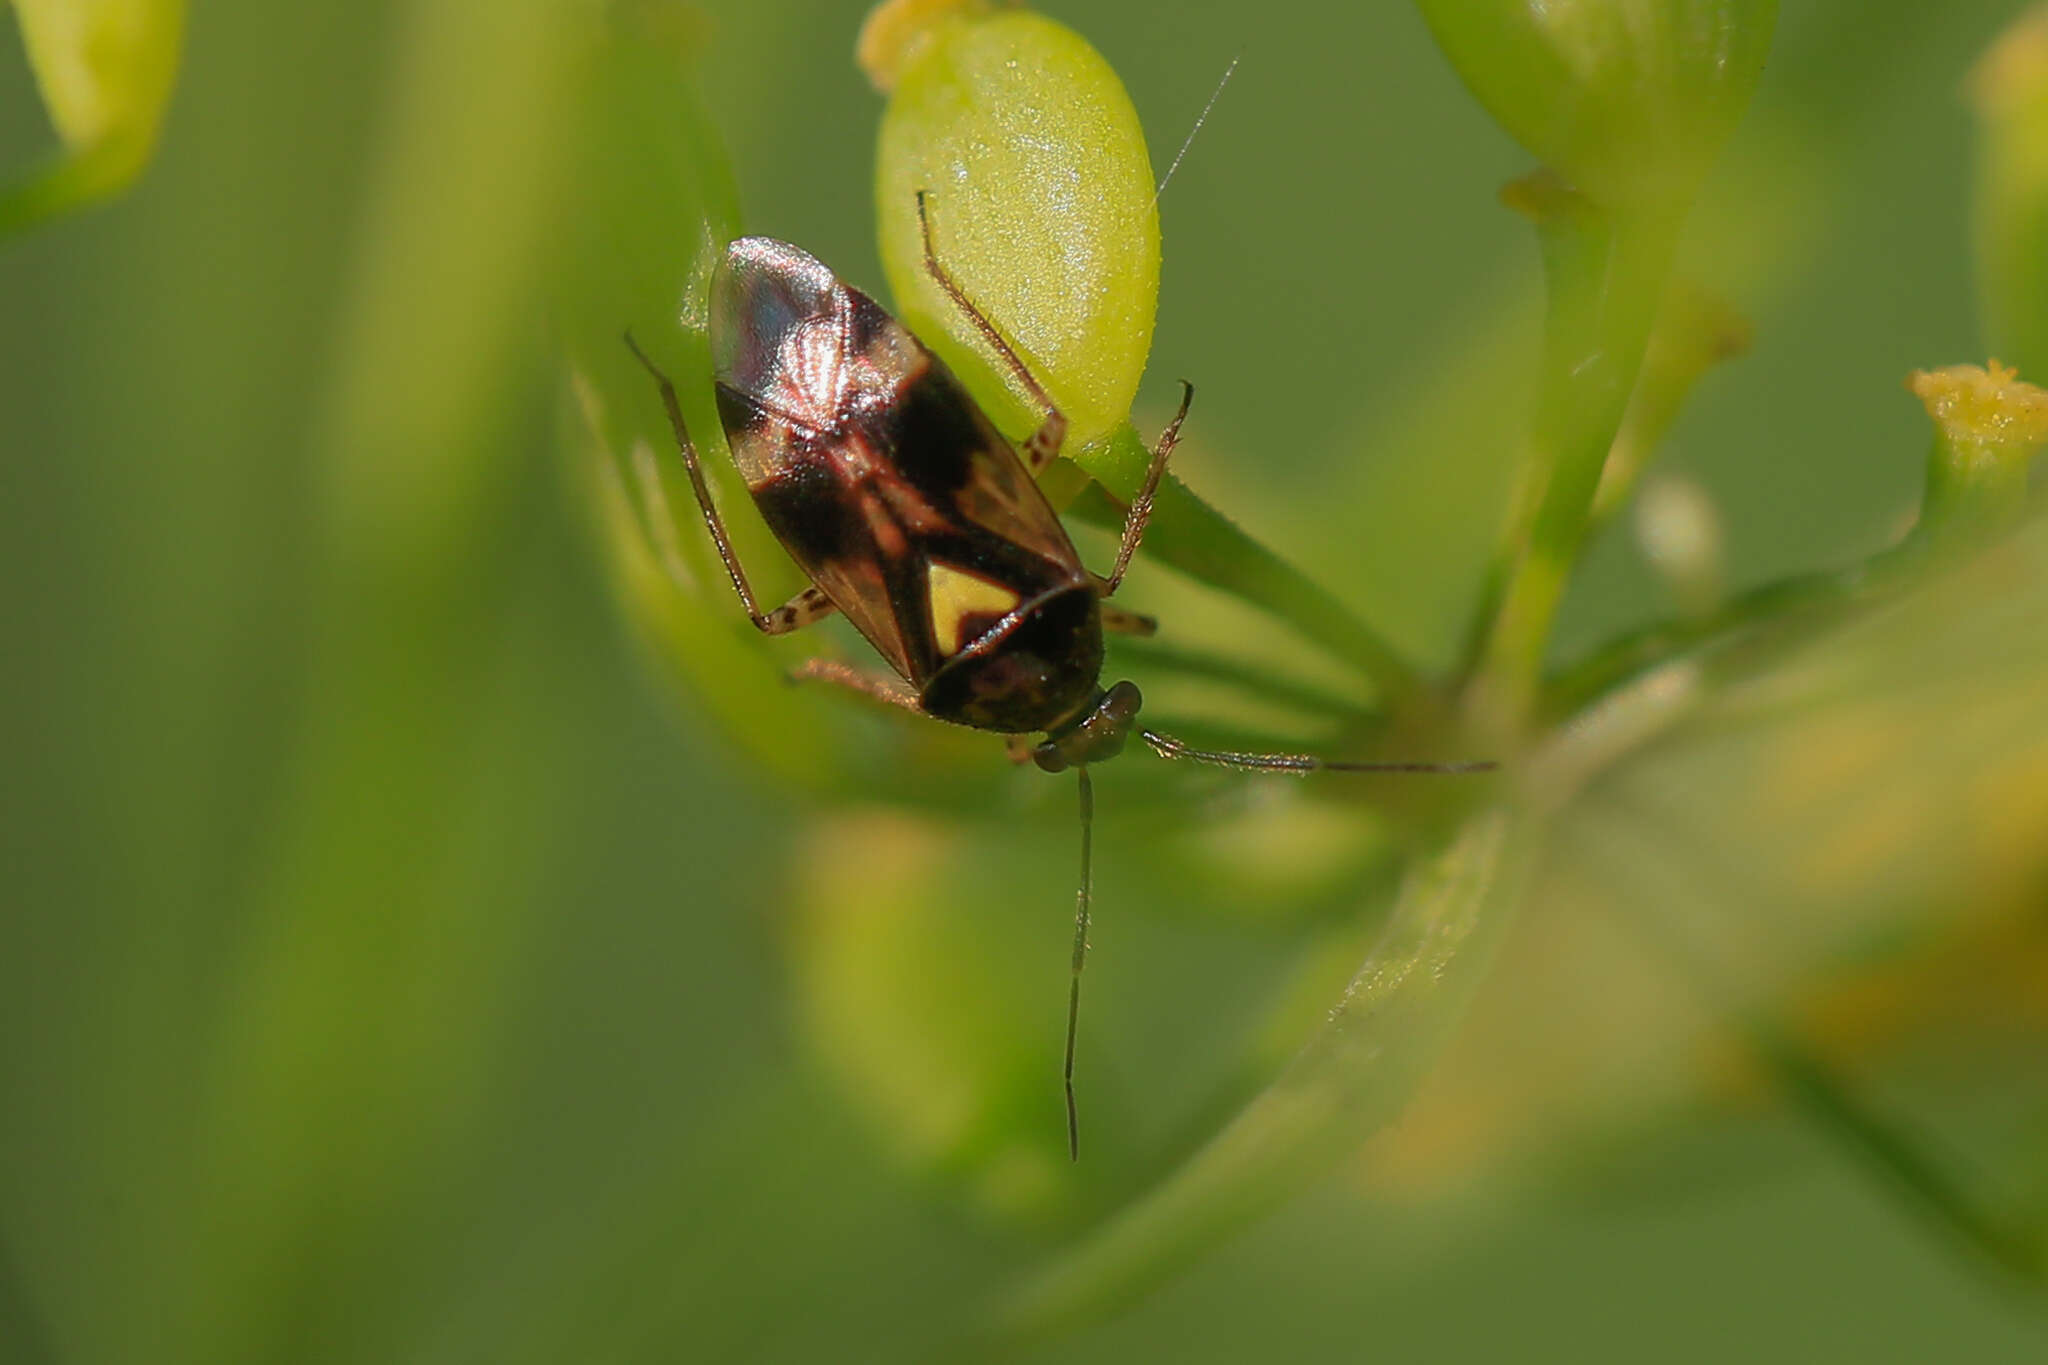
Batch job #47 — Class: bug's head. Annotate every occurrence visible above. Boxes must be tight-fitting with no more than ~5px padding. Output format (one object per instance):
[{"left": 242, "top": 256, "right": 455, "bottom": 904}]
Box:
[{"left": 1032, "top": 680, "right": 1143, "bottom": 773}]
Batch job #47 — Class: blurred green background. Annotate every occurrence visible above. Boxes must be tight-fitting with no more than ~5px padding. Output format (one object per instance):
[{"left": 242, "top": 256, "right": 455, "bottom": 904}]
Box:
[{"left": 5, "top": 1, "right": 2048, "bottom": 1361}]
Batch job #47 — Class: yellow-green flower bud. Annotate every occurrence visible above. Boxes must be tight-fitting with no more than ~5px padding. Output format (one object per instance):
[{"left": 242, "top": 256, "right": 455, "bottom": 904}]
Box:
[
  {"left": 1634, "top": 474, "right": 1725, "bottom": 617},
  {"left": 866, "top": 1, "right": 1159, "bottom": 450},
  {"left": 3, "top": 0, "right": 186, "bottom": 229},
  {"left": 857, "top": 0, "right": 990, "bottom": 92},
  {"left": 1908, "top": 360, "right": 2048, "bottom": 542},
  {"left": 1415, "top": 0, "right": 1776, "bottom": 211}
]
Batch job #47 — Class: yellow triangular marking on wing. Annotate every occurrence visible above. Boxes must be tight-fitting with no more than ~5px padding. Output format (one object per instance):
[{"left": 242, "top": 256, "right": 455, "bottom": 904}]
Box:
[{"left": 928, "top": 560, "right": 1020, "bottom": 655}]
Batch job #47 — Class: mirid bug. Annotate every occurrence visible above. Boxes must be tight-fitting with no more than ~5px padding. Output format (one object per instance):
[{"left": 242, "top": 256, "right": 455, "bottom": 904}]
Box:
[{"left": 628, "top": 195, "right": 1494, "bottom": 1159}]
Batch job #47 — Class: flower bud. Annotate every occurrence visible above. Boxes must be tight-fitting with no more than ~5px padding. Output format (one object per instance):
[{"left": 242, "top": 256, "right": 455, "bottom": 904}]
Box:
[
  {"left": 1908, "top": 360, "right": 2048, "bottom": 542},
  {"left": 3, "top": 0, "right": 185, "bottom": 228},
  {"left": 1634, "top": 474, "right": 1725, "bottom": 617},
  {"left": 789, "top": 810, "right": 1076, "bottom": 1217},
  {"left": 1415, "top": 0, "right": 1776, "bottom": 211},
  {"left": 865, "top": 1, "right": 1158, "bottom": 449},
  {"left": 857, "top": 0, "right": 989, "bottom": 93}
]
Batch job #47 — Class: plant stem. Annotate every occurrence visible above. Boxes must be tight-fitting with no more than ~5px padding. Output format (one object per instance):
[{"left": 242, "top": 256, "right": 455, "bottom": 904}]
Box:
[
  {"left": 1466, "top": 177, "right": 1681, "bottom": 730},
  {"left": 1543, "top": 561, "right": 1878, "bottom": 719},
  {"left": 1971, "top": 8, "right": 2048, "bottom": 381},
  {"left": 1586, "top": 283, "right": 1752, "bottom": 535},
  {"left": 967, "top": 804, "right": 1536, "bottom": 1349},
  {"left": 1545, "top": 493, "right": 2048, "bottom": 722},
  {"left": 1106, "top": 636, "right": 1376, "bottom": 723},
  {"left": 1068, "top": 435, "right": 1423, "bottom": 703},
  {"left": 1577, "top": 808, "right": 2046, "bottom": 1288}
]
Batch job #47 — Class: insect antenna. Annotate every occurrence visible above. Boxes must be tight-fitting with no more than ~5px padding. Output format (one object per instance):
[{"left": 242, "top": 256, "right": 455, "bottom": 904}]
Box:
[
  {"left": 1141, "top": 728, "right": 1499, "bottom": 775},
  {"left": 1064, "top": 766, "right": 1095, "bottom": 1162},
  {"left": 1154, "top": 57, "right": 1239, "bottom": 202}
]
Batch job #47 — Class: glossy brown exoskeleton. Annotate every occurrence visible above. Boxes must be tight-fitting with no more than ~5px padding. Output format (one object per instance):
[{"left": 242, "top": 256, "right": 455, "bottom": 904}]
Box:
[
  {"left": 713, "top": 233, "right": 1120, "bottom": 735},
  {"left": 627, "top": 197, "right": 1492, "bottom": 1159}
]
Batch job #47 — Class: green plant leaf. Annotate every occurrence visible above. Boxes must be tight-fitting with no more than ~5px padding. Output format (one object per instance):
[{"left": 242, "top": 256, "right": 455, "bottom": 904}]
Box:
[
  {"left": 168, "top": 2, "right": 592, "bottom": 1357},
  {"left": 554, "top": 6, "right": 858, "bottom": 788}
]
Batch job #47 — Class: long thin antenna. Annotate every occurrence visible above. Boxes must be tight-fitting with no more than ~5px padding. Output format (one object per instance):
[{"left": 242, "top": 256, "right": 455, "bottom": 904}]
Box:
[
  {"left": 1155, "top": 57, "right": 1239, "bottom": 202},
  {"left": 1142, "top": 729, "right": 1499, "bottom": 775},
  {"left": 1064, "top": 766, "right": 1095, "bottom": 1162}
]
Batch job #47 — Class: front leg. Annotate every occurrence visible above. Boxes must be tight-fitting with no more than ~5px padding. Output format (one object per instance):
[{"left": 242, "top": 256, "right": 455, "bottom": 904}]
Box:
[
  {"left": 758, "top": 585, "right": 838, "bottom": 636},
  {"left": 1101, "top": 381, "right": 1193, "bottom": 596},
  {"left": 788, "top": 657, "right": 924, "bottom": 715}
]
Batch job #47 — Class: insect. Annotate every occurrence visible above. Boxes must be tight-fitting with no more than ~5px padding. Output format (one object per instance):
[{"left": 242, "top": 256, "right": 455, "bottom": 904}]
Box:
[{"left": 627, "top": 194, "right": 1494, "bottom": 1159}]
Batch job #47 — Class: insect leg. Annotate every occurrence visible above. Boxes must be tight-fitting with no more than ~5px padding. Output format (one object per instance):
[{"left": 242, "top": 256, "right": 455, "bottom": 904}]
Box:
[
  {"left": 1101, "top": 381, "right": 1194, "bottom": 597},
  {"left": 788, "top": 657, "right": 924, "bottom": 715},
  {"left": 758, "top": 585, "right": 839, "bottom": 636},
  {"left": 915, "top": 190, "right": 1068, "bottom": 475},
  {"left": 624, "top": 331, "right": 814, "bottom": 636},
  {"left": 1097, "top": 602, "right": 1158, "bottom": 637}
]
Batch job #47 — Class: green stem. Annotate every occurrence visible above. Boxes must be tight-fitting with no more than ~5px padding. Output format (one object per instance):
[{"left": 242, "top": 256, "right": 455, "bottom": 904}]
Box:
[
  {"left": 1971, "top": 10, "right": 2048, "bottom": 381},
  {"left": 1543, "top": 561, "right": 1878, "bottom": 720},
  {"left": 1751, "top": 1021, "right": 2044, "bottom": 1286},
  {"left": 966, "top": 803, "right": 1536, "bottom": 1349},
  {"left": 1576, "top": 809, "right": 2046, "bottom": 1288},
  {"left": 1106, "top": 635, "right": 1376, "bottom": 723},
  {"left": 1545, "top": 494, "right": 2048, "bottom": 723},
  {"left": 1466, "top": 178, "right": 1681, "bottom": 726},
  {"left": 1919, "top": 423, "right": 2037, "bottom": 549},
  {"left": 1586, "top": 283, "right": 1752, "bottom": 535},
  {"left": 1068, "top": 432, "right": 1423, "bottom": 703}
]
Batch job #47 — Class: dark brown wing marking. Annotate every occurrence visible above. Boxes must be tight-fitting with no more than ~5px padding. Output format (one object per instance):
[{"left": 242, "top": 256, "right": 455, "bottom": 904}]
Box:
[{"left": 711, "top": 236, "right": 1091, "bottom": 690}]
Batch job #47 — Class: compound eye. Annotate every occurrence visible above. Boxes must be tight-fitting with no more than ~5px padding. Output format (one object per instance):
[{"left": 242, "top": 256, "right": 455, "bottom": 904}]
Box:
[
  {"left": 1032, "top": 740, "right": 1070, "bottom": 774},
  {"left": 1103, "top": 680, "right": 1143, "bottom": 725}
]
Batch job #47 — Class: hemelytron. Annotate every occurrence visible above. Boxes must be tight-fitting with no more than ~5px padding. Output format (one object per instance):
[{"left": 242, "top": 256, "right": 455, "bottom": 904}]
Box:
[{"left": 627, "top": 194, "right": 1494, "bottom": 1159}]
